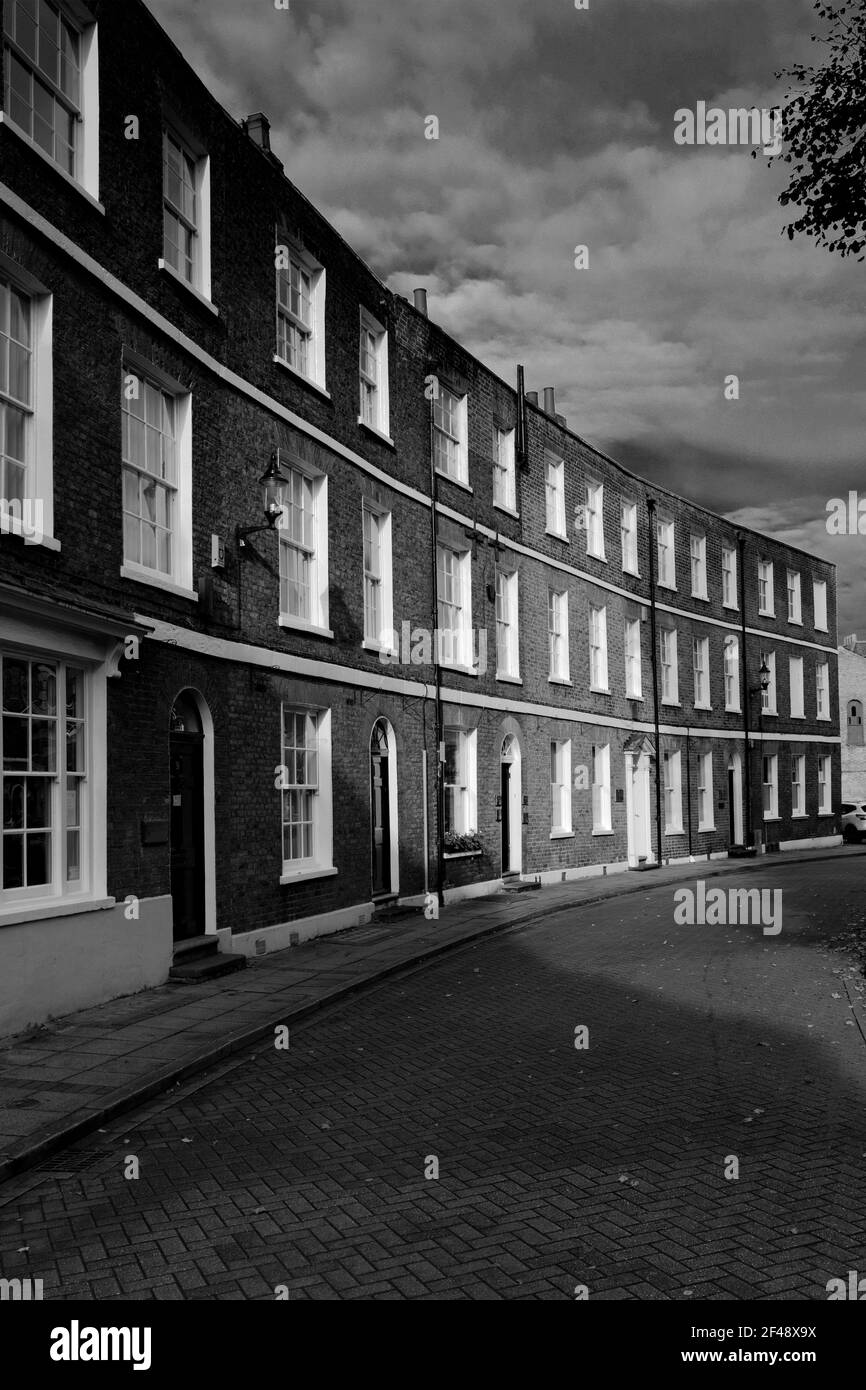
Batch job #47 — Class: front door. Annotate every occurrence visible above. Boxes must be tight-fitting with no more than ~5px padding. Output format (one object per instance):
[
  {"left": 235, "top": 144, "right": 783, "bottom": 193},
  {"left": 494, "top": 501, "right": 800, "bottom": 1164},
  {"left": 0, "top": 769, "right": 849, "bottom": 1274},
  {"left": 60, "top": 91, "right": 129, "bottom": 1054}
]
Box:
[
  {"left": 169, "top": 733, "right": 205, "bottom": 941},
  {"left": 501, "top": 760, "right": 511, "bottom": 873},
  {"left": 728, "top": 767, "right": 736, "bottom": 843},
  {"left": 631, "top": 757, "right": 649, "bottom": 860},
  {"left": 371, "top": 725, "right": 391, "bottom": 895}
]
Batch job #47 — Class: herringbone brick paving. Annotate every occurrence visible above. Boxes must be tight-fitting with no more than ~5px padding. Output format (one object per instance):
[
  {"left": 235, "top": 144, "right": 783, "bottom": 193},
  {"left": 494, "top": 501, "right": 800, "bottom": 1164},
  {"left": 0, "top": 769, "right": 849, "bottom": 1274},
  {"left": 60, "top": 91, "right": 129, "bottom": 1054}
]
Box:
[{"left": 1, "top": 859, "right": 866, "bottom": 1299}]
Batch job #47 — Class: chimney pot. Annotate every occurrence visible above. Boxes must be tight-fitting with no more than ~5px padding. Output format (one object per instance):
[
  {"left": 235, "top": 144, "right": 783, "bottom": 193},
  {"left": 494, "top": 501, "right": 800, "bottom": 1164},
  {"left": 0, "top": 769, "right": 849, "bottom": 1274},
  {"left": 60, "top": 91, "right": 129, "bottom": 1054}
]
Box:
[
  {"left": 543, "top": 387, "right": 556, "bottom": 416},
  {"left": 413, "top": 288, "right": 428, "bottom": 317},
  {"left": 525, "top": 390, "right": 539, "bottom": 405},
  {"left": 245, "top": 112, "right": 271, "bottom": 151}
]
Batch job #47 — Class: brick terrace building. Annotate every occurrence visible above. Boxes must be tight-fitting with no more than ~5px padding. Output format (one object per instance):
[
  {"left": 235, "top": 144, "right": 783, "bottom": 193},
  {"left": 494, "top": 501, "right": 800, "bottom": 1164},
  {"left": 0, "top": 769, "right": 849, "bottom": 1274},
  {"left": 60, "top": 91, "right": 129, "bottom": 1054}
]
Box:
[{"left": 0, "top": 0, "right": 841, "bottom": 1034}]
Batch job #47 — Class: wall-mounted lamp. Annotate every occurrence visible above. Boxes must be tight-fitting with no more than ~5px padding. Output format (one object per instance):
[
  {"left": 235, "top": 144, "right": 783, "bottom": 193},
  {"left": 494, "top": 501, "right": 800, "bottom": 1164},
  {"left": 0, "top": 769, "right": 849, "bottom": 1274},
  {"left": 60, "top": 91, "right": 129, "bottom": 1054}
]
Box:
[
  {"left": 236, "top": 452, "right": 291, "bottom": 552},
  {"left": 750, "top": 659, "right": 772, "bottom": 695}
]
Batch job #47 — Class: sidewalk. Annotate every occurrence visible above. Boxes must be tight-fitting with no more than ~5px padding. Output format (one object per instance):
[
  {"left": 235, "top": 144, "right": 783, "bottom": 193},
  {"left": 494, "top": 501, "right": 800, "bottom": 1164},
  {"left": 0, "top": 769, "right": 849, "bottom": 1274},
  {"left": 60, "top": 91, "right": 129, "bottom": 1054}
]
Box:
[{"left": 0, "top": 844, "right": 859, "bottom": 1183}]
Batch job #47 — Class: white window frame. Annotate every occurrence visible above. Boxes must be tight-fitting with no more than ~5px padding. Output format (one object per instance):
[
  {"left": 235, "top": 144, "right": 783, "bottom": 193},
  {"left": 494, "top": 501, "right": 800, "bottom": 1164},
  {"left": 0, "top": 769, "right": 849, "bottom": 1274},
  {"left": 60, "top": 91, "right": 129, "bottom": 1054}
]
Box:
[
  {"left": 437, "top": 544, "right": 474, "bottom": 671},
  {"left": 692, "top": 635, "right": 711, "bottom": 709},
  {"left": 275, "top": 238, "right": 326, "bottom": 391},
  {"left": 159, "top": 125, "right": 212, "bottom": 302},
  {"left": 762, "top": 753, "right": 778, "bottom": 820},
  {"left": 550, "top": 739, "right": 572, "bottom": 835},
  {"left": 621, "top": 500, "right": 639, "bottom": 575},
  {"left": 815, "top": 660, "right": 829, "bottom": 721},
  {"left": 791, "top": 753, "right": 806, "bottom": 817},
  {"left": 789, "top": 655, "right": 804, "bottom": 719},
  {"left": 433, "top": 384, "right": 468, "bottom": 486},
  {"left": 660, "top": 627, "right": 679, "bottom": 704},
  {"left": 697, "top": 751, "right": 714, "bottom": 831},
  {"left": 492, "top": 425, "right": 516, "bottom": 514},
  {"left": 548, "top": 588, "right": 570, "bottom": 683},
  {"left": 786, "top": 569, "right": 802, "bottom": 625},
  {"left": 1, "top": 0, "right": 100, "bottom": 203},
  {"left": 358, "top": 306, "right": 390, "bottom": 439},
  {"left": 0, "top": 256, "right": 55, "bottom": 547},
  {"left": 812, "top": 579, "right": 828, "bottom": 632},
  {"left": 624, "top": 617, "right": 642, "bottom": 699},
  {"left": 761, "top": 650, "right": 777, "bottom": 716},
  {"left": 0, "top": 620, "right": 110, "bottom": 922},
  {"left": 280, "top": 705, "right": 334, "bottom": 882},
  {"left": 119, "top": 355, "right": 193, "bottom": 597},
  {"left": 591, "top": 742, "right": 611, "bottom": 833},
  {"left": 589, "top": 603, "right": 609, "bottom": 691},
  {"left": 722, "top": 545, "right": 737, "bottom": 609},
  {"left": 758, "top": 559, "right": 775, "bottom": 617},
  {"left": 724, "top": 635, "right": 740, "bottom": 712},
  {"left": 443, "top": 726, "right": 477, "bottom": 836},
  {"left": 656, "top": 517, "right": 676, "bottom": 590},
  {"left": 586, "top": 481, "right": 605, "bottom": 561},
  {"left": 495, "top": 568, "right": 519, "bottom": 680},
  {"left": 361, "top": 501, "right": 393, "bottom": 653},
  {"left": 545, "top": 454, "right": 566, "bottom": 539},
  {"left": 690, "top": 533, "right": 708, "bottom": 599},
  {"left": 817, "top": 754, "right": 831, "bottom": 815},
  {"left": 663, "top": 749, "right": 683, "bottom": 834},
  {"left": 277, "top": 458, "right": 330, "bottom": 636}
]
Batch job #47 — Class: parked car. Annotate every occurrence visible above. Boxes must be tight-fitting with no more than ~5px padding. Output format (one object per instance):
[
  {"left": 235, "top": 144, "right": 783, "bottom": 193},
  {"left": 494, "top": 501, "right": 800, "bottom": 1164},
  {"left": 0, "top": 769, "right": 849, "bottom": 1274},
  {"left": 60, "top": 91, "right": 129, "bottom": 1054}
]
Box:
[{"left": 840, "top": 802, "right": 866, "bottom": 843}]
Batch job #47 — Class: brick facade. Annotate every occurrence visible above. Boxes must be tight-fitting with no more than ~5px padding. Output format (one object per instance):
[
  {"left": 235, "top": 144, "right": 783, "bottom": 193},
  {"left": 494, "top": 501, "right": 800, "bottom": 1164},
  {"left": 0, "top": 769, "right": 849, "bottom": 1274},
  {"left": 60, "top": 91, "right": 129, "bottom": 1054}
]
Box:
[{"left": 0, "top": 0, "right": 841, "bottom": 1031}]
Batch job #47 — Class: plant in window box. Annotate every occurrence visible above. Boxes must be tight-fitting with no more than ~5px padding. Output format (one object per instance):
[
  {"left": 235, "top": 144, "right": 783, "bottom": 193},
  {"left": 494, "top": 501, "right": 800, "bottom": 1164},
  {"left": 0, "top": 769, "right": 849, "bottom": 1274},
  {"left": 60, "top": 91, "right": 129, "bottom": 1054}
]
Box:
[{"left": 444, "top": 832, "right": 483, "bottom": 854}]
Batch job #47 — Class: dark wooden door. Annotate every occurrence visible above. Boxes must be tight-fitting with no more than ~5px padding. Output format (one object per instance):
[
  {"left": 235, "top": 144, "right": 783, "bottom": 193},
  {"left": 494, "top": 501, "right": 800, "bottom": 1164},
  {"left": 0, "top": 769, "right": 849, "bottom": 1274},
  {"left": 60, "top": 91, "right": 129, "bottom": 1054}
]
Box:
[
  {"left": 501, "top": 761, "right": 511, "bottom": 873},
  {"left": 371, "top": 746, "right": 390, "bottom": 895},
  {"left": 170, "top": 733, "right": 205, "bottom": 940}
]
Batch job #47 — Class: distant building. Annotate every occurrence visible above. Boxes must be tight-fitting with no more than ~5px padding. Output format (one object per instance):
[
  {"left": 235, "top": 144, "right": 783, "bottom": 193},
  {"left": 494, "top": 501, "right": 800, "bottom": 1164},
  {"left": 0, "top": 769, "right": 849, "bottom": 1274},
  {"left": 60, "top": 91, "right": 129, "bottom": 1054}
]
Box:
[
  {"left": 839, "top": 639, "right": 866, "bottom": 800},
  {"left": 0, "top": 0, "right": 842, "bottom": 1037}
]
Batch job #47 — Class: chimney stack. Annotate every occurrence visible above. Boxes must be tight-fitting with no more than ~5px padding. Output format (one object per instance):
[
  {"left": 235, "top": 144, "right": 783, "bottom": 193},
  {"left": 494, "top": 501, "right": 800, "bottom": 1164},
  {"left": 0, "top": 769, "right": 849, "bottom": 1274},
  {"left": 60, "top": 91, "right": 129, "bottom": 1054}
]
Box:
[
  {"left": 543, "top": 387, "right": 556, "bottom": 416},
  {"left": 244, "top": 113, "right": 271, "bottom": 151},
  {"left": 413, "top": 288, "right": 428, "bottom": 317},
  {"left": 525, "top": 390, "right": 538, "bottom": 405}
]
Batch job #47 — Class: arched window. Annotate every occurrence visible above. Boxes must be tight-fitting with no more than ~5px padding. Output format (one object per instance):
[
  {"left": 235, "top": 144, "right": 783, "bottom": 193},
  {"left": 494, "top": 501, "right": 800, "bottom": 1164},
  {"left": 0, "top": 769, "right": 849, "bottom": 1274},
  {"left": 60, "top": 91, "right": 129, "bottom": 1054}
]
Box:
[{"left": 848, "top": 700, "right": 863, "bottom": 745}]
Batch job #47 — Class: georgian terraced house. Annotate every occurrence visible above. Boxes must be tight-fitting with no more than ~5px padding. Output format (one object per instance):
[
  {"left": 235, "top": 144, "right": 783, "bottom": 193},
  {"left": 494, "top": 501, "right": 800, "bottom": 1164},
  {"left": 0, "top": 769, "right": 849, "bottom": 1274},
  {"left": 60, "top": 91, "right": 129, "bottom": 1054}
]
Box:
[{"left": 0, "top": 0, "right": 842, "bottom": 1036}]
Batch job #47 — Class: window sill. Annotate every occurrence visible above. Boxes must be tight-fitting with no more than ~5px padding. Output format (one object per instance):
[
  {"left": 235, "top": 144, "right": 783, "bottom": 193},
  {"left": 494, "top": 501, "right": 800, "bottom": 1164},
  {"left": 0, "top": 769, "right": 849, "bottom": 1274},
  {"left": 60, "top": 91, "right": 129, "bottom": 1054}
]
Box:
[
  {"left": 157, "top": 259, "right": 219, "bottom": 316},
  {"left": 762, "top": 711, "right": 778, "bottom": 719},
  {"left": 0, "top": 112, "right": 105, "bottom": 212},
  {"left": 273, "top": 355, "right": 331, "bottom": 400},
  {"left": 362, "top": 637, "right": 397, "bottom": 656},
  {"left": 550, "top": 830, "right": 574, "bottom": 840},
  {"left": 658, "top": 582, "right": 677, "bottom": 593},
  {"left": 493, "top": 501, "right": 519, "bottom": 520},
  {"left": 443, "top": 849, "right": 482, "bottom": 860},
  {"left": 723, "top": 602, "right": 739, "bottom": 612},
  {"left": 586, "top": 549, "right": 607, "bottom": 564},
  {"left": 693, "top": 703, "right": 713, "bottom": 712},
  {"left": 592, "top": 827, "right": 615, "bottom": 836},
  {"left": 548, "top": 676, "right": 573, "bottom": 687},
  {"left": 758, "top": 609, "right": 775, "bottom": 620},
  {"left": 278, "top": 616, "right": 335, "bottom": 639},
  {"left": 816, "top": 717, "right": 832, "bottom": 723},
  {"left": 763, "top": 816, "right": 781, "bottom": 823},
  {"left": 0, "top": 518, "right": 61, "bottom": 551},
  {"left": 787, "top": 619, "right": 803, "bottom": 628},
  {"left": 280, "top": 866, "right": 339, "bottom": 885},
  {"left": 791, "top": 814, "right": 809, "bottom": 820},
  {"left": 120, "top": 564, "right": 198, "bottom": 601},
  {"left": 664, "top": 826, "right": 685, "bottom": 836},
  {"left": 358, "top": 418, "right": 395, "bottom": 448},
  {"left": 439, "top": 662, "right": 480, "bottom": 678},
  {"left": 434, "top": 468, "right": 472, "bottom": 493},
  {"left": 496, "top": 672, "right": 523, "bottom": 685},
  {"left": 544, "top": 528, "right": 569, "bottom": 543},
  {"left": 626, "top": 692, "right": 644, "bottom": 701},
  {"left": 725, "top": 705, "right": 742, "bottom": 715},
  {"left": 661, "top": 699, "right": 681, "bottom": 708},
  {"left": 789, "top": 713, "right": 806, "bottom": 720},
  {"left": 0, "top": 896, "right": 115, "bottom": 928},
  {"left": 590, "top": 686, "right": 611, "bottom": 696},
  {"left": 622, "top": 566, "right": 641, "bottom": 579},
  {"left": 697, "top": 824, "right": 715, "bottom": 833}
]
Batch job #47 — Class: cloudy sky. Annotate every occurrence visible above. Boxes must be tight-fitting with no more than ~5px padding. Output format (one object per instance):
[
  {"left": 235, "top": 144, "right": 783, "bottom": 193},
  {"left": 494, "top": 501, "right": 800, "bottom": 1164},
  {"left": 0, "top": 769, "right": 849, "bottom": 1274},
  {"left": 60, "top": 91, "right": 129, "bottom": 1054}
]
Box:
[{"left": 148, "top": 0, "right": 866, "bottom": 637}]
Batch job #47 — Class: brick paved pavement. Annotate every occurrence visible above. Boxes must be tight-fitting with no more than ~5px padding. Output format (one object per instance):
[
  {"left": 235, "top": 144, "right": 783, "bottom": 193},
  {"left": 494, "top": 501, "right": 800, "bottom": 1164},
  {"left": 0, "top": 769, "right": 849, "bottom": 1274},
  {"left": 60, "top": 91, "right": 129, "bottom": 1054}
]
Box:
[{"left": 1, "top": 855, "right": 866, "bottom": 1299}]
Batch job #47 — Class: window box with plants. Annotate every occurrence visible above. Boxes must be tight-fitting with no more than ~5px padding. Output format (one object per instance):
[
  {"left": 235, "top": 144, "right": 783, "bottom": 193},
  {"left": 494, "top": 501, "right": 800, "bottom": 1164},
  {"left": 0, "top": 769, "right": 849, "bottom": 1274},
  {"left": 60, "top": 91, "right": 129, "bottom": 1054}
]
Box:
[{"left": 443, "top": 832, "right": 483, "bottom": 858}]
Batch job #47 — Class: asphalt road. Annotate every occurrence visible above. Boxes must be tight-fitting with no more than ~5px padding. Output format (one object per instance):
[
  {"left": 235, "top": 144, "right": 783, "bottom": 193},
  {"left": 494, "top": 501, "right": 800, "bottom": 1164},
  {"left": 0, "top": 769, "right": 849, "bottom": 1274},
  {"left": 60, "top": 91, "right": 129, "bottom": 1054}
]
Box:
[{"left": 2, "top": 857, "right": 866, "bottom": 1300}]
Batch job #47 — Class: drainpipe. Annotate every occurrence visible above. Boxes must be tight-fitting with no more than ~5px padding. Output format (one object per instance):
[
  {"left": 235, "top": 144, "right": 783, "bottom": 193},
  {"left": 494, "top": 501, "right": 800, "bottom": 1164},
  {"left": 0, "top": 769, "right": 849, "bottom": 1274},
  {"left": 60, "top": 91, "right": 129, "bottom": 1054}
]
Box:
[
  {"left": 428, "top": 373, "right": 446, "bottom": 908},
  {"left": 737, "top": 533, "right": 752, "bottom": 846},
  {"left": 646, "top": 497, "right": 663, "bottom": 866}
]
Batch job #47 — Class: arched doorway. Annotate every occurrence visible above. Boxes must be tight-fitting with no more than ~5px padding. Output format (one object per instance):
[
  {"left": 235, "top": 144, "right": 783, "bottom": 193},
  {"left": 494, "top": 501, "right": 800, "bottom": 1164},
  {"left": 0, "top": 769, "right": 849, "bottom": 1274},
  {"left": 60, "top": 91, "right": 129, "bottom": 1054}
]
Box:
[
  {"left": 727, "top": 751, "right": 744, "bottom": 846},
  {"left": 370, "top": 718, "right": 398, "bottom": 897},
  {"left": 500, "top": 733, "right": 522, "bottom": 875},
  {"left": 169, "top": 690, "right": 215, "bottom": 941}
]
